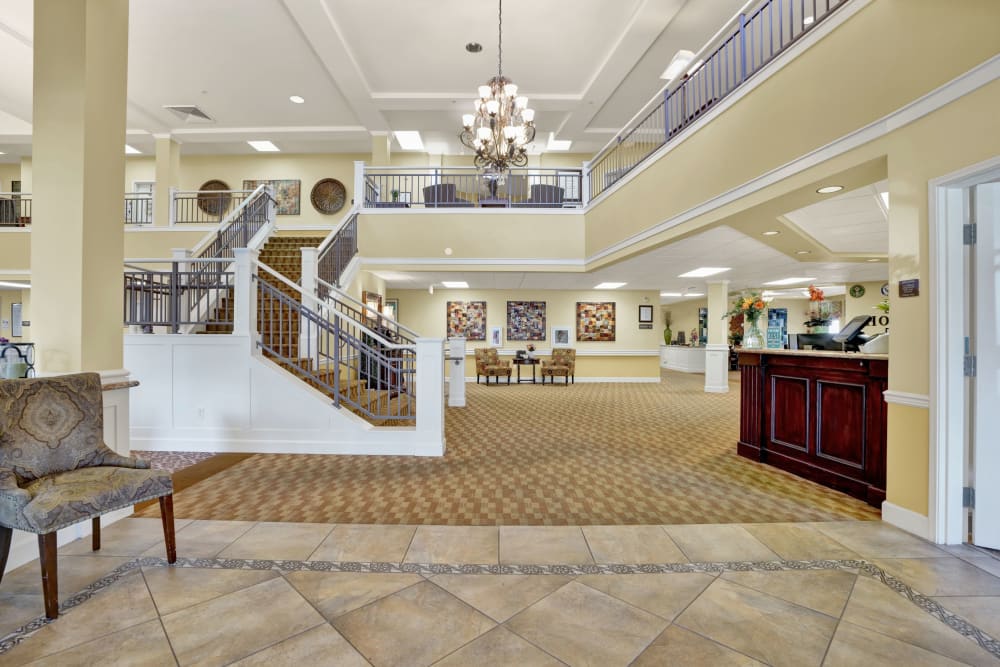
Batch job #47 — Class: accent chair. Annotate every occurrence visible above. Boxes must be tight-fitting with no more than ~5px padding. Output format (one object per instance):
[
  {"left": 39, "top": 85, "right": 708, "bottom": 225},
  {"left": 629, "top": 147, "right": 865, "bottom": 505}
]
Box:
[
  {"left": 541, "top": 348, "right": 576, "bottom": 385},
  {"left": 525, "top": 184, "right": 565, "bottom": 208},
  {"left": 0, "top": 373, "right": 176, "bottom": 619},
  {"left": 474, "top": 348, "right": 511, "bottom": 385},
  {"left": 422, "top": 183, "right": 474, "bottom": 208}
]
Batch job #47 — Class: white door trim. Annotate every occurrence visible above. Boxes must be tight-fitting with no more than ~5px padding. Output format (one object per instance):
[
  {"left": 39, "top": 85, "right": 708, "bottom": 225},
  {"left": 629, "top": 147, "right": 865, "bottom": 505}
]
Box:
[{"left": 928, "top": 155, "right": 1000, "bottom": 544}]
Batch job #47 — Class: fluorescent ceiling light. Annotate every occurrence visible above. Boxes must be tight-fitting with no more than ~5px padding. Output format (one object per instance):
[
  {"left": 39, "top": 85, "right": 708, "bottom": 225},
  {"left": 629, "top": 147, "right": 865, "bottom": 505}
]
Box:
[
  {"left": 0, "top": 281, "right": 30, "bottom": 289},
  {"left": 289, "top": 95, "right": 305, "bottom": 104},
  {"left": 0, "top": 151, "right": 5, "bottom": 155},
  {"left": 370, "top": 271, "right": 413, "bottom": 282},
  {"left": 762, "top": 230, "right": 781, "bottom": 236},
  {"left": 247, "top": 140, "right": 280, "bottom": 152},
  {"left": 594, "top": 282, "right": 627, "bottom": 289},
  {"left": 683, "top": 292, "right": 704, "bottom": 297},
  {"left": 803, "top": 15, "right": 814, "bottom": 25},
  {"left": 660, "top": 292, "right": 683, "bottom": 297},
  {"left": 816, "top": 185, "right": 843, "bottom": 194},
  {"left": 660, "top": 49, "right": 694, "bottom": 81},
  {"left": 763, "top": 277, "right": 816, "bottom": 286},
  {"left": 124, "top": 144, "right": 141, "bottom": 154},
  {"left": 393, "top": 131, "right": 424, "bottom": 151},
  {"left": 678, "top": 267, "right": 730, "bottom": 278},
  {"left": 441, "top": 281, "right": 469, "bottom": 288},
  {"left": 880, "top": 191, "right": 890, "bottom": 209},
  {"left": 546, "top": 132, "right": 572, "bottom": 151}
]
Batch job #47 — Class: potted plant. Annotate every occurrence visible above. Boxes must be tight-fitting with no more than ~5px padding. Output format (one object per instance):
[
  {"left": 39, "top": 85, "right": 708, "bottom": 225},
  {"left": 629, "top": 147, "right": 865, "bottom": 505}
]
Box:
[
  {"left": 724, "top": 291, "right": 767, "bottom": 348},
  {"left": 390, "top": 189, "right": 400, "bottom": 202},
  {"left": 803, "top": 284, "right": 833, "bottom": 332},
  {"left": 662, "top": 311, "right": 672, "bottom": 346}
]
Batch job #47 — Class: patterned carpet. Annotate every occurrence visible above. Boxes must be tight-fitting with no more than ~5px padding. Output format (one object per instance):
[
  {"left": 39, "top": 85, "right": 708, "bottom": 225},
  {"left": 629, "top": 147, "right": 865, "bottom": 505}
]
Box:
[
  {"left": 132, "top": 451, "right": 216, "bottom": 474},
  {"left": 135, "top": 370, "right": 880, "bottom": 525}
]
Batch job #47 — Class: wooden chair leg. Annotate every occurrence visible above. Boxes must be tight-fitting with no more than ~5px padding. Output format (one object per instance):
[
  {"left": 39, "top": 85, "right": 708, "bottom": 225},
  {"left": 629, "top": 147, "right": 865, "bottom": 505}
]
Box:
[
  {"left": 159, "top": 494, "right": 177, "bottom": 563},
  {"left": 92, "top": 517, "right": 101, "bottom": 551},
  {"left": 0, "top": 525, "right": 12, "bottom": 584},
  {"left": 38, "top": 532, "right": 59, "bottom": 619}
]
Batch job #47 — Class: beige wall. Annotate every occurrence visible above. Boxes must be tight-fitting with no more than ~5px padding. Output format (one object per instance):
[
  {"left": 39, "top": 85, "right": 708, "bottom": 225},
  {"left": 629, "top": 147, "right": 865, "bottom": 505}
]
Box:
[
  {"left": 124, "top": 157, "right": 156, "bottom": 189},
  {"left": 0, "top": 164, "right": 20, "bottom": 191},
  {"left": 664, "top": 299, "right": 706, "bottom": 344},
  {"left": 0, "top": 233, "right": 30, "bottom": 271},
  {"left": 843, "top": 280, "right": 889, "bottom": 334}
]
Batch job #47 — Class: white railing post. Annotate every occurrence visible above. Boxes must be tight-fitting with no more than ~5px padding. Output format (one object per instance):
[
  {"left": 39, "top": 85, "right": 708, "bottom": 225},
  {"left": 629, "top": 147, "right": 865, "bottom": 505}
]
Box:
[
  {"left": 447, "top": 337, "right": 466, "bottom": 407},
  {"left": 168, "top": 187, "right": 177, "bottom": 226},
  {"left": 265, "top": 185, "right": 277, "bottom": 222},
  {"left": 414, "top": 337, "right": 445, "bottom": 456},
  {"left": 581, "top": 160, "right": 592, "bottom": 205},
  {"left": 354, "top": 161, "right": 365, "bottom": 207},
  {"left": 233, "top": 248, "right": 259, "bottom": 352},
  {"left": 300, "top": 247, "right": 320, "bottom": 370}
]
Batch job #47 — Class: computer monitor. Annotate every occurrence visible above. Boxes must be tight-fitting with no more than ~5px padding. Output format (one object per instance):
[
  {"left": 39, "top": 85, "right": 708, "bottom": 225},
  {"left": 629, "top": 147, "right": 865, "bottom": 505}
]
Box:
[
  {"left": 833, "top": 315, "right": 873, "bottom": 348},
  {"left": 795, "top": 333, "right": 840, "bottom": 351}
]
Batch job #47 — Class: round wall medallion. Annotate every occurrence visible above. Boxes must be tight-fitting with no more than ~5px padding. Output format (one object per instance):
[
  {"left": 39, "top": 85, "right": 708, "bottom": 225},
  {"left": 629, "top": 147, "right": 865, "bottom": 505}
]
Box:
[
  {"left": 310, "top": 178, "right": 347, "bottom": 214},
  {"left": 849, "top": 284, "right": 866, "bottom": 298},
  {"left": 880, "top": 282, "right": 890, "bottom": 296},
  {"left": 197, "top": 180, "right": 232, "bottom": 216}
]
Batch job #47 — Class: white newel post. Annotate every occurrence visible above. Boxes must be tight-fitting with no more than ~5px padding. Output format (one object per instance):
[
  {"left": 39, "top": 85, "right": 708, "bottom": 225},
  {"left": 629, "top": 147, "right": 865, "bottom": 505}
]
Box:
[
  {"left": 705, "top": 280, "right": 730, "bottom": 393},
  {"left": 233, "top": 248, "right": 259, "bottom": 353},
  {"left": 414, "top": 337, "right": 445, "bottom": 456},
  {"left": 581, "top": 160, "right": 591, "bottom": 205},
  {"left": 354, "top": 161, "right": 366, "bottom": 206},
  {"left": 448, "top": 337, "right": 466, "bottom": 407},
  {"left": 300, "top": 247, "right": 319, "bottom": 370}
]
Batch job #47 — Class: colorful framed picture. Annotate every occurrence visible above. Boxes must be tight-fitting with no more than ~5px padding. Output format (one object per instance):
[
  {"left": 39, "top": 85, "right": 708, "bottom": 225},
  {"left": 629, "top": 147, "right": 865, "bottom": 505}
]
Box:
[
  {"left": 242, "top": 179, "right": 301, "bottom": 215},
  {"left": 446, "top": 301, "right": 487, "bottom": 340},
  {"left": 576, "top": 302, "right": 616, "bottom": 341},
  {"left": 506, "top": 301, "right": 546, "bottom": 341}
]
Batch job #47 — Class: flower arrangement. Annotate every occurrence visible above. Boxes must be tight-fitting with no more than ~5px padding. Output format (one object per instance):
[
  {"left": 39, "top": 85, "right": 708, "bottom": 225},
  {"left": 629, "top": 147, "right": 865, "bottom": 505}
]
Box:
[
  {"left": 526, "top": 343, "right": 536, "bottom": 353},
  {"left": 875, "top": 298, "right": 889, "bottom": 313},
  {"left": 804, "top": 284, "right": 833, "bottom": 328},
  {"left": 723, "top": 291, "right": 767, "bottom": 323},
  {"left": 0, "top": 336, "right": 7, "bottom": 345}
]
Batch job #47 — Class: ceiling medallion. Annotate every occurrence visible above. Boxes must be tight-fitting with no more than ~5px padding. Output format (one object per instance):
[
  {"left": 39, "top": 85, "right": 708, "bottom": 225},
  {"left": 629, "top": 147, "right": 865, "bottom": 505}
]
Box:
[{"left": 459, "top": 0, "right": 536, "bottom": 175}]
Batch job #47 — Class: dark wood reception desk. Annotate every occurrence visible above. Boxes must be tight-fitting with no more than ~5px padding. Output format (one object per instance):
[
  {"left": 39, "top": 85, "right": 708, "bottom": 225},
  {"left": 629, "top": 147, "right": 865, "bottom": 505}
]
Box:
[{"left": 737, "top": 349, "right": 888, "bottom": 506}]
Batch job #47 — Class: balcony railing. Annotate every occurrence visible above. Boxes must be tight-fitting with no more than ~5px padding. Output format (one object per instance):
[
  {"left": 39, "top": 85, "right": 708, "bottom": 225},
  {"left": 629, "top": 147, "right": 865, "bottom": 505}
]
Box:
[
  {"left": 123, "top": 259, "right": 234, "bottom": 334},
  {"left": 0, "top": 194, "right": 31, "bottom": 227},
  {"left": 172, "top": 189, "right": 254, "bottom": 224},
  {"left": 361, "top": 167, "right": 582, "bottom": 209},
  {"left": 124, "top": 193, "right": 153, "bottom": 225},
  {"left": 587, "top": 0, "right": 848, "bottom": 199}
]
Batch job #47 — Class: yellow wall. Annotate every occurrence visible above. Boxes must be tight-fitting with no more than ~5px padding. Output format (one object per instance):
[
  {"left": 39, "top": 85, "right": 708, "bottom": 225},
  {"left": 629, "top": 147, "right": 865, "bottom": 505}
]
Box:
[
  {"left": 0, "top": 233, "right": 30, "bottom": 271},
  {"left": 664, "top": 299, "right": 706, "bottom": 344},
  {"left": 124, "top": 156, "right": 156, "bottom": 189},
  {"left": 0, "top": 164, "right": 20, "bottom": 191},
  {"left": 843, "top": 280, "right": 889, "bottom": 333}
]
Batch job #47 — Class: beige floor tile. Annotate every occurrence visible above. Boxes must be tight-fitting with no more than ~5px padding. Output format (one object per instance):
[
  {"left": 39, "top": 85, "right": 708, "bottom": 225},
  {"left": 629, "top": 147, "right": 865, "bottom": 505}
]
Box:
[
  {"left": 60, "top": 517, "right": 192, "bottom": 557},
  {"left": 142, "top": 519, "right": 256, "bottom": 559},
  {"left": 663, "top": 525, "right": 779, "bottom": 562},
  {"left": 841, "top": 575, "right": 999, "bottom": 665},
  {"left": 0, "top": 593, "right": 44, "bottom": 638},
  {"left": 332, "top": 580, "right": 495, "bottom": 667},
  {"left": 431, "top": 574, "right": 573, "bottom": 623},
  {"left": 403, "top": 526, "right": 498, "bottom": 565},
  {"left": 581, "top": 525, "right": 688, "bottom": 564},
  {"left": 500, "top": 526, "right": 594, "bottom": 565},
  {"left": 742, "top": 523, "right": 859, "bottom": 560},
  {"left": 965, "top": 556, "right": 1000, "bottom": 579},
  {"left": 632, "top": 625, "right": 765, "bottom": 667},
  {"left": 231, "top": 624, "right": 369, "bottom": 667},
  {"left": 309, "top": 524, "right": 416, "bottom": 563},
  {"left": 285, "top": 571, "right": 423, "bottom": 620},
  {"left": 720, "top": 569, "right": 857, "bottom": 618},
  {"left": 0, "top": 571, "right": 158, "bottom": 667},
  {"left": 823, "top": 620, "right": 968, "bottom": 667},
  {"left": 932, "top": 596, "right": 1000, "bottom": 640},
  {"left": 810, "top": 521, "right": 947, "bottom": 559},
  {"left": 578, "top": 572, "right": 715, "bottom": 621},
  {"left": 505, "top": 580, "right": 668, "bottom": 667},
  {"left": 142, "top": 565, "right": 279, "bottom": 616},
  {"left": 873, "top": 557, "right": 1000, "bottom": 597},
  {"left": 434, "top": 625, "right": 565, "bottom": 666},
  {"left": 17, "top": 618, "right": 177, "bottom": 667},
  {"left": 675, "top": 578, "right": 837, "bottom": 667},
  {"left": 0, "top": 554, "right": 130, "bottom": 599},
  {"left": 162, "top": 576, "right": 325, "bottom": 667},
  {"left": 215, "top": 522, "right": 334, "bottom": 561}
]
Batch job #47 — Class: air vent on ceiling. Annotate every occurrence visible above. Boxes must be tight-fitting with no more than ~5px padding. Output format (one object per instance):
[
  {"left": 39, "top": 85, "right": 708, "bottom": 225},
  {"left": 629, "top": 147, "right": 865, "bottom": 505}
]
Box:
[{"left": 163, "top": 105, "right": 215, "bottom": 123}]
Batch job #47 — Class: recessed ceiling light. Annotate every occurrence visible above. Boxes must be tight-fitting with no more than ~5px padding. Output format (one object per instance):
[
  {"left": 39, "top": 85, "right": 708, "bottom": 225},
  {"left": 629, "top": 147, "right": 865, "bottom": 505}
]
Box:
[
  {"left": 393, "top": 131, "right": 425, "bottom": 151},
  {"left": 795, "top": 250, "right": 812, "bottom": 255},
  {"left": 763, "top": 277, "right": 816, "bottom": 286},
  {"left": 660, "top": 49, "right": 695, "bottom": 81},
  {"left": 816, "top": 185, "right": 844, "bottom": 194},
  {"left": 444, "top": 247, "right": 453, "bottom": 255},
  {"left": 803, "top": 15, "right": 814, "bottom": 25},
  {"left": 289, "top": 95, "right": 305, "bottom": 104},
  {"left": 594, "top": 282, "right": 627, "bottom": 289},
  {"left": 762, "top": 230, "right": 781, "bottom": 236},
  {"left": 866, "top": 258, "right": 881, "bottom": 262},
  {"left": 659, "top": 292, "right": 683, "bottom": 297},
  {"left": 442, "top": 281, "right": 469, "bottom": 288},
  {"left": 248, "top": 140, "right": 280, "bottom": 152},
  {"left": 546, "top": 132, "right": 572, "bottom": 151},
  {"left": 0, "top": 281, "right": 30, "bottom": 289},
  {"left": 678, "top": 267, "right": 730, "bottom": 278},
  {"left": 124, "top": 144, "right": 141, "bottom": 154}
]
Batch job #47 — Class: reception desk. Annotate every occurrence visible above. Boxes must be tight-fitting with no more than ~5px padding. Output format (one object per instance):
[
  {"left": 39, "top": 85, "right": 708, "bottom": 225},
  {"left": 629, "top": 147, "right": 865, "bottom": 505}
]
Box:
[
  {"left": 660, "top": 345, "right": 706, "bottom": 373},
  {"left": 737, "top": 349, "right": 888, "bottom": 506}
]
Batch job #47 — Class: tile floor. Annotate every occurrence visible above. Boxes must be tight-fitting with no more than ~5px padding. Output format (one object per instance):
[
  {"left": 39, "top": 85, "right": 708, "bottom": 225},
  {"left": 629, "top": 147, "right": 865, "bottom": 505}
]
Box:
[{"left": 1, "top": 519, "right": 999, "bottom": 666}]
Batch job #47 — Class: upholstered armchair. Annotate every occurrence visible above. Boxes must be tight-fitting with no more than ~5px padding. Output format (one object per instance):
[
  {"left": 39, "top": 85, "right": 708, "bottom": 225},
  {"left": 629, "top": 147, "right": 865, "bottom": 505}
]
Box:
[
  {"left": 422, "top": 183, "right": 474, "bottom": 208},
  {"left": 474, "top": 348, "right": 511, "bottom": 385},
  {"left": 0, "top": 373, "right": 176, "bottom": 619},
  {"left": 541, "top": 348, "right": 576, "bottom": 384}
]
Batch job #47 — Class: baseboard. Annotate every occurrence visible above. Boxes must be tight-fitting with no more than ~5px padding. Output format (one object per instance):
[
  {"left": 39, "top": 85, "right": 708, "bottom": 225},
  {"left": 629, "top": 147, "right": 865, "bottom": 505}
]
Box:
[
  {"left": 460, "top": 376, "right": 659, "bottom": 383},
  {"left": 882, "top": 501, "right": 931, "bottom": 540},
  {"left": 129, "top": 436, "right": 436, "bottom": 456},
  {"left": 3, "top": 507, "right": 133, "bottom": 575},
  {"left": 704, "top": 384, "right": 730, "bottom": 393}
]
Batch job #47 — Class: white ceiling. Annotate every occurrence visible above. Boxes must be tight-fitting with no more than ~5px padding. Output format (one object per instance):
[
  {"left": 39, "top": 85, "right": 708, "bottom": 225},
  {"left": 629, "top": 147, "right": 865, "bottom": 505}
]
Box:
[{"left": 783, "top": 181, "right": 889, "bottom": 254}]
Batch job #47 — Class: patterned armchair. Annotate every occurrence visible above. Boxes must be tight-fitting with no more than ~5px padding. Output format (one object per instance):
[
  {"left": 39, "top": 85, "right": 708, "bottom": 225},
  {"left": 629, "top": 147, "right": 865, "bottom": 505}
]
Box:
[
  {"left": 0, "top": 373, "right": 176, "bottom": 619},
  {"left": 541, "top": 348, "right": 576, "bottom": 385},
  {"left": 474, "top": 348, "right": 511, "bottom": 385}
]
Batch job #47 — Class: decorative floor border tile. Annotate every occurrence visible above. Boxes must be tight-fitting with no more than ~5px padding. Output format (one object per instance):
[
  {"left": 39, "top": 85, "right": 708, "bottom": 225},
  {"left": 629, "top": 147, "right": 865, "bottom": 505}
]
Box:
[{"left": 2, "top": 557, "right": 998, "bottom": 659}]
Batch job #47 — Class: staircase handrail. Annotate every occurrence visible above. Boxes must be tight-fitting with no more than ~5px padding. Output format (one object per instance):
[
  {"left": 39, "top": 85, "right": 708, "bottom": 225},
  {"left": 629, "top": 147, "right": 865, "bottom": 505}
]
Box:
[
  {"left": 189, "top": 184, "right": 270, "bottom": 258},
  {"left": 314, "top": 275, "right": 420, "bottom": 343},
  {"left": 315, "top": 207, "right": 360, "bottom": 288}
]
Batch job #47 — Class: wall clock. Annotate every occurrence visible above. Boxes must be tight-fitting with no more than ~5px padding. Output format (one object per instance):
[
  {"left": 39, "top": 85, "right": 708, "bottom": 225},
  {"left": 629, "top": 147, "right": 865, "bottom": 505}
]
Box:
[
  {"left": 880, "top": 282, "right": 890, "bottom": 296},
  {"left": 310, "top": 178, "right": 347, "bottom": 214}
]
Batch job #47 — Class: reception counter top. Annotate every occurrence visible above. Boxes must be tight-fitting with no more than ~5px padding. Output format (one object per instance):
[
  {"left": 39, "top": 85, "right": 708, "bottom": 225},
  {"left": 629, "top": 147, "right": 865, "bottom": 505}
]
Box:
[{"left": 737, "top": 349, "right": 888, "bottom": 506}]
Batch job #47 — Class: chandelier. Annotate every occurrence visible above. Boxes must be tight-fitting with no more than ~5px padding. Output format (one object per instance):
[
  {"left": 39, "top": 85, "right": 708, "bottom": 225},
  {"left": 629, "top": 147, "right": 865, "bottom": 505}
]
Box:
[{"left": 459, "top": 0, "right": 536, "bottom": 173}]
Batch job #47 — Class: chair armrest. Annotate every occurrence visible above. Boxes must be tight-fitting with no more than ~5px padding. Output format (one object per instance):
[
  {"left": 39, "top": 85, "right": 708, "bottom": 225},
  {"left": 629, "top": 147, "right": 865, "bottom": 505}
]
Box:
[
  {"left": 91, "top": 447, "right": 151, "bottom": 470},
  {"left": 0, "top": 467, "right": 30, "bottom": 512}
]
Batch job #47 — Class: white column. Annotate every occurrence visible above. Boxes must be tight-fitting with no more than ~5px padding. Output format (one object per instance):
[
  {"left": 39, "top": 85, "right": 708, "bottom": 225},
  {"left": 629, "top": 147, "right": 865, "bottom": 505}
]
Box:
[
  {"left": 233, "top": 248, "right": 259, "bottom": 352},
  {"left": 414, "top": 337, "right": 445, "bottom": 456},
  {"left": 448, "top": 337, "right": 467, "bottom": 407},
  {"left": 300, "top": 247, "right": 319, "bottom": 370},
  {"left": 354, "top": 161, "right": 366, "bottom": 207},
  {"left": 705, "top": 280, "right": 730, "bottom": 393}
]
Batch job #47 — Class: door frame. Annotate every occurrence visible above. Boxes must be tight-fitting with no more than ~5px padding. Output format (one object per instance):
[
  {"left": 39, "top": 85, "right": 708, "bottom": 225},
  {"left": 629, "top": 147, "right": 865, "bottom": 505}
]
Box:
[{"left": 929, "top": 155, "right": 1000, "bottom": 544}]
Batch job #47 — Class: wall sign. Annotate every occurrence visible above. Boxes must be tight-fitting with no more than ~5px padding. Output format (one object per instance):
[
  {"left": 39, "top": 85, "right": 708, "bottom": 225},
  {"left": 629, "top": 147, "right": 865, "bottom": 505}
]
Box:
[
  {"left": 849, "top": 284, "right": 865, "bottom": 298},
  {"left": 898, "top": 279, "right": 919, "bottom": 297}
]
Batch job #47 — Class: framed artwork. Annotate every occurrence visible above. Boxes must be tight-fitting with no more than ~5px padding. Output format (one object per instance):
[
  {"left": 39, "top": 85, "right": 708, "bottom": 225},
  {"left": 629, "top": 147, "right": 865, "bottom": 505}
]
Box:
[
  {"left": 506, "top": 300, "right": 546, "bottom": 341},
  {"left": 383, "top": 298, "right": 398, "bottom": 321},
  {"left": 11, "top": 303, "right": 22, "bottom": 337},
  {"left": 242, "top": 179, "right": 301, "bottom": 215},
  {"left": 552, "top": 326, "right": 571, "bottom": 348},
  {"left": 638, "top": 305, "right": 654, "bottom": 323},
  {"left": 447, "top": 301, "right": 487, "bottom": 340},
  {"left": 576, "top": 302, "right": 616, "bottom": 341},
  {"left": 489, "top": 326, "right": 502, "bottom": 347}
]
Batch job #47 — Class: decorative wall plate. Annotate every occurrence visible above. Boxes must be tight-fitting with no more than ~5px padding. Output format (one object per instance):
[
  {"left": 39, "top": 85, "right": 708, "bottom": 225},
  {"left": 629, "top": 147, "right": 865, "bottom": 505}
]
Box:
[
  {"left": 311, "top": 178, "right": 347, "bottom": 214},
  {"left": 849, "top": 284, "right": 866, "bottom": 298},
  {"left": 197, "top": 180, "right": 232, "bottom": 216}
]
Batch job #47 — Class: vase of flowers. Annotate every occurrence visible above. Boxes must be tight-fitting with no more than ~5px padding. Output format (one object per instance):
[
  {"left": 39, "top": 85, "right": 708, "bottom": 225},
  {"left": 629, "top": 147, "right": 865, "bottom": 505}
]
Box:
[
  {"left": 526, "top": 343, "right": 536, "bottom": 359},
  {"left": 804, "top": 284, "right": 833, "bottom": 333},
  {"left": 724, "top": 292, "right": 767, "bottom": 348}
]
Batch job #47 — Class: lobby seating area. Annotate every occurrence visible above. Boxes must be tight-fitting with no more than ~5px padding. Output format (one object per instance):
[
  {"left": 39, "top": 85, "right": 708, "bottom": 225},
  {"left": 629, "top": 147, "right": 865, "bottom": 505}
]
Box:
[
  {"left": 541, "top": 348, "right": 576, "bottom": 384},
  {"left": 474, "top": 348, "right": 511, "bottom": 385}
]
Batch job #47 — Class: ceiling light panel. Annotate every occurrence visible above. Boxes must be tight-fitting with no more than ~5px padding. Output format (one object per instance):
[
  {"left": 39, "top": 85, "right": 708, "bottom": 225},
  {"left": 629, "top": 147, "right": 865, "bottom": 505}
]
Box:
[
  {"left": 594, "top": 282, "right": 627, "bottom": 289},
  {"left": 247, "top": 140, "right": 280, "bottom": 152},
  {"left": 441, "top": 281, "right": 469, "bottom": 288},
  {"left": 660, "top": 49, "right": 695, "bottom": 81},
  {"left": 393, "top": 131, "right": 425, "bottom": 151},
  {"left": 678, "top": 267, "right": 730, "bottom": 278},
  {"left": 762, "top": 277, "right": 816, "bottom": 286},
  {"left": 124, "top": 144, "right": 141, "bottom": 154}
]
